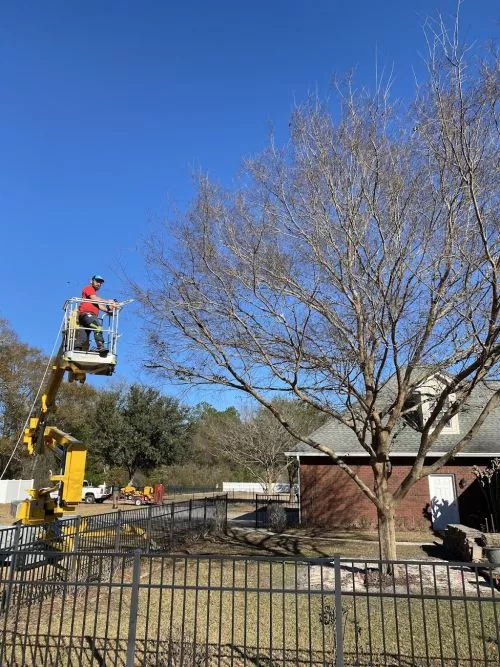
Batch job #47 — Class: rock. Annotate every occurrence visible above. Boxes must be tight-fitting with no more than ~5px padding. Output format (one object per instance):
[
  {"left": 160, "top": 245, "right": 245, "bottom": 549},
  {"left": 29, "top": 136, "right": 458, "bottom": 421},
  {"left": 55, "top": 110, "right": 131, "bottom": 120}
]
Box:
[{"left": 443, "top": 524, "right": 483, "bottom": 562}]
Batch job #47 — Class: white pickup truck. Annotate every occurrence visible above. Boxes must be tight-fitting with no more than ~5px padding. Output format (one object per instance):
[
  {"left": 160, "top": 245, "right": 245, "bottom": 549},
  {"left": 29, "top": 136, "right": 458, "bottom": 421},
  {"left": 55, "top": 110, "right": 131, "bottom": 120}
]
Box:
[
  {"left": 50, "top": 480, "right": 112, "bottom": 504},
  {"left": 81, "top": 481, "right": 112, "bottom": 504}
]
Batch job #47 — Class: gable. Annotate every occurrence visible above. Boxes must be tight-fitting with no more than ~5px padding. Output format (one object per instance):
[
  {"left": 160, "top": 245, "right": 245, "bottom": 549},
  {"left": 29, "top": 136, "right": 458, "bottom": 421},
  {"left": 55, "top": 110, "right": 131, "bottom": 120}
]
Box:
[
  {"left": 407, "top": 374, "right": 460, "bottom": 435},
  {"left": 287, "top": 381, "right": 500, "bottom": 458}
]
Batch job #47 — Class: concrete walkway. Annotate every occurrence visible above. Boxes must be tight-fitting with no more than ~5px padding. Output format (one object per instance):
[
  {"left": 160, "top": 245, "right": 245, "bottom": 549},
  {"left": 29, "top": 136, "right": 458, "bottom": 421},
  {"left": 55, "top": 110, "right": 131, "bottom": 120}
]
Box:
[{"left": 300, "top": 561, "right": 493, "bottom": 595}]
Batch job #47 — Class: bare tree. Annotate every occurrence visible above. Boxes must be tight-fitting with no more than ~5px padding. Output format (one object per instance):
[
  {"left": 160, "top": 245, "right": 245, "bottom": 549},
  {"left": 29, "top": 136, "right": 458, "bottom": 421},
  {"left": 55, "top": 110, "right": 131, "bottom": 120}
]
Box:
[
  {"left": 205, "top": 400, "right": 325, "bottom": 492},
  {"left": 135, "top": 16, "right": 499, "bottom": 561}
]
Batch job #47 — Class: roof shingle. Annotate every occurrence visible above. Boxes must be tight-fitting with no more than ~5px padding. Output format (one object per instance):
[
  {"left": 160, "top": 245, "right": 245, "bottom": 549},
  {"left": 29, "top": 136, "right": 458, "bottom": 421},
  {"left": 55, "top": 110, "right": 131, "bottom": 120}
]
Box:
[{"left": 289, "top": 381, "right": 500, "bottom": 457}]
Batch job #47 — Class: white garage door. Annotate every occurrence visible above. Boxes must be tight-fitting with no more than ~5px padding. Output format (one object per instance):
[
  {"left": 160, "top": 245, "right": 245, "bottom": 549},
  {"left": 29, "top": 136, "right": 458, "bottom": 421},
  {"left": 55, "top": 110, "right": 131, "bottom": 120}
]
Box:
[{"left": 428, "top": 475, "right": 460, "bottom": 530}]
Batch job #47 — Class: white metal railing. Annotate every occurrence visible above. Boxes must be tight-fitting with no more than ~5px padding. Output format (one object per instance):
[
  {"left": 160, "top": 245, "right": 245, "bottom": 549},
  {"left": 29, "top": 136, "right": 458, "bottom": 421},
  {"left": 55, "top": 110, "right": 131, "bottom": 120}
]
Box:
[{"left": 62, "top": 297, "right": 130, "bottom": 357}]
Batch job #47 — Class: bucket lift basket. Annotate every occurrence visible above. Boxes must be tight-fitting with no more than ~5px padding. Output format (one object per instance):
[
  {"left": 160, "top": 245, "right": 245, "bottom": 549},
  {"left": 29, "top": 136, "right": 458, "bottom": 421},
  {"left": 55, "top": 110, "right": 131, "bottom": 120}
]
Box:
[{"left": 61, "top": 298, "right": 126, "bottom": 376}]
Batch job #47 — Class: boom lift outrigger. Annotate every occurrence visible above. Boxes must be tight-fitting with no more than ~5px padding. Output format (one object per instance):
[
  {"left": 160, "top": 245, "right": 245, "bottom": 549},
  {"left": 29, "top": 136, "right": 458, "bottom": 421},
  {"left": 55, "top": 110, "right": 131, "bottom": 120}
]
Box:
[{"left": 16, "top": 297, "right": 130, "bottom": 525}]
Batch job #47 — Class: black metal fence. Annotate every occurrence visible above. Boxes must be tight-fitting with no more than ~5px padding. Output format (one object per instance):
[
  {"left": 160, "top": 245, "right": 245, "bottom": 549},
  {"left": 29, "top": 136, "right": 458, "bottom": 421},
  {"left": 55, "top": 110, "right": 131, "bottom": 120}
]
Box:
[
  {"left": 0, "top": 551, "right": 497, "bottom": 666},
  {"left": 165, "top": 485, "right": 218, "bottom": 498},
  {"left": 255, "top": 493, "right": 300, "bottom": 529},
  {"left": 0, "top": 495, "right": 228, "bottom": 558}
]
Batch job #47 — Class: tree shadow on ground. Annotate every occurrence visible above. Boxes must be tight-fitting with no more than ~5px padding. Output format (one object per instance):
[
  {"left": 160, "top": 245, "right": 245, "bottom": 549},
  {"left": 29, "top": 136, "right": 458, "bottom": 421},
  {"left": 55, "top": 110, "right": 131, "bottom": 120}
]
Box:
[
  {"left": 175, "top": 527, "right": 431, "bottom": 559},
  {"left": 176, "top": 528, "right": 336, "bottom": 557},
  {"left": 175, "top": 526, "right": 446, "bottom": 560}
]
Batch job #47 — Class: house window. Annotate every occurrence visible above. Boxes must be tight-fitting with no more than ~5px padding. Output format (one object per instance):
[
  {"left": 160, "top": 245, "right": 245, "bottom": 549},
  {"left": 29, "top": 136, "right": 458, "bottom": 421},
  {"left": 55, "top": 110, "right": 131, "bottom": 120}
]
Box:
[
  {"left": 421, "top": 391, "right": 460, "bottom": 435},
  {"left": 403, "top": 374, "right": 461, "bottom": 435}
]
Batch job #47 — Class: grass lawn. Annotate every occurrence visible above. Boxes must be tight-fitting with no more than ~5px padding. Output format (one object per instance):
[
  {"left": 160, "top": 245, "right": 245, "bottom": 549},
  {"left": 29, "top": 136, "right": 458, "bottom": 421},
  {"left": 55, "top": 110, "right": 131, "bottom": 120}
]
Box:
[
  {"left": 0, "top": 503, "right": 496, "bottom": 666},
  {"left": 2, "top": 555, "right": 498, "bottom": 666}
]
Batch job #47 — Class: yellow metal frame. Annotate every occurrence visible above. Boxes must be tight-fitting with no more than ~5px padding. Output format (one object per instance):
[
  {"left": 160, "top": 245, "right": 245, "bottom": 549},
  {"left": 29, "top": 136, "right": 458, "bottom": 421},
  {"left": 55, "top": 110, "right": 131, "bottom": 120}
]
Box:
[
  {"left": 16, "top": 347, "right": 88, "bottom": 525},
  {"left": 15, "top": 299, "right": 129, "bottom": 526}
]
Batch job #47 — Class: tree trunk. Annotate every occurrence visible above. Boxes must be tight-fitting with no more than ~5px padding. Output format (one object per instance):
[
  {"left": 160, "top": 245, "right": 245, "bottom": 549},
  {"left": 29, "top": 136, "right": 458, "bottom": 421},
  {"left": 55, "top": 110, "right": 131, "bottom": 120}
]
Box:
[
  {"left": 377, "top": 505, "right": 397, "bottom": 564},
  {"left": 374, "top": 461, "right": 397, "bottom": 571},
  {"left": 264, "top": 474, "right": 275, "bottom": 495}
]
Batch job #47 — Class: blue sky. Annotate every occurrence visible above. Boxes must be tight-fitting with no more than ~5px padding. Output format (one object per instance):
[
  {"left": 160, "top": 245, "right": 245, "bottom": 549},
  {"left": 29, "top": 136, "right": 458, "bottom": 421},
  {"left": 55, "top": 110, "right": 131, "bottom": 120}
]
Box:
[{"left": 0, "top": 1, "right": 497, "bottom": 407}]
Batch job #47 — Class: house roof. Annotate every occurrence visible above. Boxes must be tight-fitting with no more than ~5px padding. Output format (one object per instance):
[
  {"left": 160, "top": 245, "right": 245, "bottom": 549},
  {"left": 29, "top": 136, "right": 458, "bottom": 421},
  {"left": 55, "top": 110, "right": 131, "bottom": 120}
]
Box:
[{"left": 287, "top": 380, "right": 500, "bottom": 458}]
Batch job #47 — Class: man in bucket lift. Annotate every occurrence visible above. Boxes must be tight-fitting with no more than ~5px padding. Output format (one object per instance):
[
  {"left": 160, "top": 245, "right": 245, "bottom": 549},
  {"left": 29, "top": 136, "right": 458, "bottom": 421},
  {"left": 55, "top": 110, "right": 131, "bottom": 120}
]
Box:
[{"left": 75, "top": 274, "right": 117, "bottom": 356}]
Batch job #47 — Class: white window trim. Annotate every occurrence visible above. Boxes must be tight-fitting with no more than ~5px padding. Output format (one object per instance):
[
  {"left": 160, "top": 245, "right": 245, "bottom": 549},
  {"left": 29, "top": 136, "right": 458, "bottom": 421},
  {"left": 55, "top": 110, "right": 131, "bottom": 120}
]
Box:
[{"left": 418, "top": 388, "right": 460, "bottom": 435}]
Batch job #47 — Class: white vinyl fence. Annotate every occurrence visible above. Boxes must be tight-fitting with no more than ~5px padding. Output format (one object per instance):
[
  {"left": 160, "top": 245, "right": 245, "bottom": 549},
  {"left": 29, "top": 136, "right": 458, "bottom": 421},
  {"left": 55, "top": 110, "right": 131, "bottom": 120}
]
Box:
[
  {"left": 223, "top": 482, "right": 265, "bottom": 493},
  {"left": 0, "top": 479, "right": 33, "bottom": 503},
  {"left": 222, "top": 482, "right": 294, "bottom": 493}
]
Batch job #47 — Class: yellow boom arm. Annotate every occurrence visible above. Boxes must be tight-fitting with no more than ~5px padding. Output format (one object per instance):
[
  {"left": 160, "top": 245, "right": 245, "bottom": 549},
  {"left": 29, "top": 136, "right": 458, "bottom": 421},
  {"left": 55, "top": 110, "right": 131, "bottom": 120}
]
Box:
[
  {"left": 16, "top": 347, "right": 87, "bottom": 525},
  {"left": 15, "top": 297, "right": 129, "bottom": 525}
]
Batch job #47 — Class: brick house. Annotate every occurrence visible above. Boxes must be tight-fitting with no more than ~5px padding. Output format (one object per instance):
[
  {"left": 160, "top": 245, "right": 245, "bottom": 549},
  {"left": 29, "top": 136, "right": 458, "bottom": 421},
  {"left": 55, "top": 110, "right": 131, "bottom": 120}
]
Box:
[{"left": 287, "top": 379, "right": 500, "bottom": 531}]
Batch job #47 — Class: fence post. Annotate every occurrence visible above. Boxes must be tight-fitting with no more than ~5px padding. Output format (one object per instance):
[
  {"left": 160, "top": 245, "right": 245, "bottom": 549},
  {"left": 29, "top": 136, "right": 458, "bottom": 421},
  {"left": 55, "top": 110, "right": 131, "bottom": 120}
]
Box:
[
  {"left": 72, "top": 516, "right": 81, "bottom": 553},
  {"left": 170, "top": 502, "right": 175, "bottom": 545},
  {"left": 115, "top": 511, "right": 122, "bottom": 552},
  {"left": 70, "top": 517, "right": 81, "bottom": 578},
  {"left": 13, "top": 523, "right": 21, "bottom": 551},
  {"left": 0, "top": 527, "right": 19, "bottom": 666},
  {"left": 334, "top": 554, "right": 344, "bottom": 667},
  {"left": 126, "top": 549, "right": 142, "bottom": 667},
  {"left": 2, "top": 525, "right": 21, "bottom": 614},
  {"left": 147, "top": 504, "right": 153, "bottom": 552}
]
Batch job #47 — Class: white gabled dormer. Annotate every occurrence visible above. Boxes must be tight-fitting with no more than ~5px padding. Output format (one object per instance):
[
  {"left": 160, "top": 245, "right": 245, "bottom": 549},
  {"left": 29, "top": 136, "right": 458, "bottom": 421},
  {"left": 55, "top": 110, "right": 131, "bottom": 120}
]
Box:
[{"left": 415, "top": 373, "right": 460, "bottom": 435}]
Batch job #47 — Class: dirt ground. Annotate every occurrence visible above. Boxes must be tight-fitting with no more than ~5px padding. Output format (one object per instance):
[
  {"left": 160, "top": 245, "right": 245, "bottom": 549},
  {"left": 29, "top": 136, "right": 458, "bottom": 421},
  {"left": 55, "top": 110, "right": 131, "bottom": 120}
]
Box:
[{"left": 175, "top": 525, "right": 445, "bottom": 561}]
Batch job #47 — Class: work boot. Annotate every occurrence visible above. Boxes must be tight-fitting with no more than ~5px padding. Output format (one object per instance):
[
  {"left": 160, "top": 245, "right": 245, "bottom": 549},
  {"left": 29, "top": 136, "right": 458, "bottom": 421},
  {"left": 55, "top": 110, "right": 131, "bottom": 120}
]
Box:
[{"left": 91, "top": 345, "right": 109, "bottom": 356}]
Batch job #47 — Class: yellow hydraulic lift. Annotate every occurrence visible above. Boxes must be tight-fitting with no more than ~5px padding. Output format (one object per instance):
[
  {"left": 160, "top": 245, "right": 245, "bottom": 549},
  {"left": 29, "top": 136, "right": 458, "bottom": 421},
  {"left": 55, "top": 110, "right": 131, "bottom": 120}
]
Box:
[{"left": 16, "top": 297, "right": 130, "bottom": 525}]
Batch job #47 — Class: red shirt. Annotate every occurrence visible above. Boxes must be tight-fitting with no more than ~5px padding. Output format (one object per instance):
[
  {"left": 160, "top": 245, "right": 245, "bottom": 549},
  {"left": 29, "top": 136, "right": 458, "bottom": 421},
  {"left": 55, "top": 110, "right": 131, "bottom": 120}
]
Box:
[{"left": 79, "top": 284, "right": 100, "bottom": 316}]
